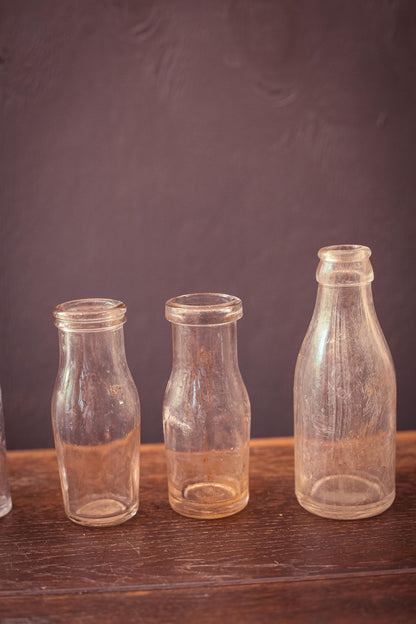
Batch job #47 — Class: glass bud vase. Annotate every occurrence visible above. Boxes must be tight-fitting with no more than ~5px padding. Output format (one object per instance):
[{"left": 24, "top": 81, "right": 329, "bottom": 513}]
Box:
[
  {"left": 163, "top": 293, "right": 251, "bottom": 519},
  {"left": 294, "top": 245, "right": 396, "bottom": 520},
  {"left": 0, "top": 387, "right": 12, "bottom": 518},
  {"left": 52, "top": 299, "right": 140, "bottom": 527}
]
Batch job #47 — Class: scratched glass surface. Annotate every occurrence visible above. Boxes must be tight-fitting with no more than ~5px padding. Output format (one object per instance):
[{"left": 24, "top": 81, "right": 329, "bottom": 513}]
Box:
[
  {"left": 163, "top": 293, "right": 251, "bottom": 519},
  {"left": 51, "top": 299, "right": 141, "bottom": 527},
  {"left": 294, "top": 245, "right": 396, "bottom": 519}
]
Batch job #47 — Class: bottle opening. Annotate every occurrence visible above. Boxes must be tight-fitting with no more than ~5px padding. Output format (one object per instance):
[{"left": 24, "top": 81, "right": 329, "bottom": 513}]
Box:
[
  {"left": 165, "top": 293, "right": 243, "bottom": 325},
  {"left": 318, "top": 244, "right": 371, "bottom": 263},
  {"left": 54, "top": 299, "right": 126, "bottom": 331}
]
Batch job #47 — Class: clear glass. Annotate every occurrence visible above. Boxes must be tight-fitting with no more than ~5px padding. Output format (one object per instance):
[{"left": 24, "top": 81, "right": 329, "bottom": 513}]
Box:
[
  {"left": 51, "top": 299, "right": 140, "bottom": 527},
  {"left": 0, "top": 387, "right": 12, "bottom": 518},
  {"left": 294, "top": 245, "right": 396, "bottom": 519},
  {"left": 163, "top": 293, "right": 251, "bottom": 519}
]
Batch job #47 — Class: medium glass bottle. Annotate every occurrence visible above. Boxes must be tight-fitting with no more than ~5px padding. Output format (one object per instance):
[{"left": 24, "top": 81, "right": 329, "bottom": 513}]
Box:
[
  {"left": 294, "top": 245, "right": 396, "bottom": 520},
  {"left": 52, "top": 299, "right": 140, "bottom": 527},
  {"left": 163, "top": 293, "right": 251, "bottom": 519},
  {"left": 0, "top": 387, "right": 12, "bottom": 518}
]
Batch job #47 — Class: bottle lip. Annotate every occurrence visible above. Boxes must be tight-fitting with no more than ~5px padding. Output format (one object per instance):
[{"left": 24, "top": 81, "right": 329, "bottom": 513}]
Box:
[
  {"left": 317, "top": 245, "right": 374, "bottom": 286},
  {"left": 54, "top": 299, "right": 126, "bottom": 331},
  {"left": 165, "top": 293, "right": 243, "bottom": 325},
  {"left": 318, "top": 244, "right": 371, "bottom": 262}
]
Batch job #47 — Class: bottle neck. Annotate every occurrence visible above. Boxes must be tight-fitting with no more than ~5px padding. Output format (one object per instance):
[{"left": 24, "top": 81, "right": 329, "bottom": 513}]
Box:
[
  {"left": 313, "top": 283, "right": 377, "bottom": 324},
  {"left": 58, "top": 325, "right": 127, "bottom": 370},
  {"left": 171, "top": 322, "right": 239, "bottom": 371}
]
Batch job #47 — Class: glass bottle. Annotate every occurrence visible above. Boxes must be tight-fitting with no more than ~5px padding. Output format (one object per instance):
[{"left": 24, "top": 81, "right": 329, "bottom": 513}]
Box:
[
  {"left": 0, "top": 387, "right": 12, "bottom": 518},
  {"left": 52, "top": 299, "right": 140, "bottom": 527},
  {"left": 163, "top": 293, "right": 251, "bottom": 519},
  {"left": 294, "top": 245, "right": 396, "bottom": 520}
]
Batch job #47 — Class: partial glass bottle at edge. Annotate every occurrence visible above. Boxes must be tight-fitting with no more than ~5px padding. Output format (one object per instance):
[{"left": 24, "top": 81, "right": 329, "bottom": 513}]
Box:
[
  {"left": 294, "top": 245, "right": 396, "bottom": 520},
  {"left": 51, "top": 299, "right": 140, "bottom": 527},
  {"left": 163, "top": 293, "right": 251, "bottom": 519},
  {"left": 0, "top": 387, "right": 12, "bottom": 518}
]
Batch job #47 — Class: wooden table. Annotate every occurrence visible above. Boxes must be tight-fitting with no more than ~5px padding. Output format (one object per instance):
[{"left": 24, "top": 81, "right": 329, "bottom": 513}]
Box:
[{"left": 0, "top": 433, "right": 415, "bottom": 623}]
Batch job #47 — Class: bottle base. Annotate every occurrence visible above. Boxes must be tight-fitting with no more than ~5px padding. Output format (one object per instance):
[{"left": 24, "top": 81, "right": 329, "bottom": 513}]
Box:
[
  {"left": 67, "top": 498, "right": 138, "bottom": 527},
  {"left": 296, "top": 474, "right": 395, "bottom": 520},
  {"left": 0, "top": 496, "right": 12, "bottom": 518},
  {"left": 169, "top": 482, "right": 248, "bottom": 519}
]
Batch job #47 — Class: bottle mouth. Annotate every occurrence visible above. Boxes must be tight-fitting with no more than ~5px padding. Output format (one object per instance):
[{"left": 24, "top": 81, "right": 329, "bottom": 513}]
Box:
[
  {"left": 54, "top": 299, "right": 126, "bottom": 331},
  {"left": 318, "top": 244, "right": 371, "bottom": 262},
  {"left": 165, "top": 293, "right": 243, "bottom": 325},
  {"left": 317, "top": 244, "right": 373, "bottom": 286}
]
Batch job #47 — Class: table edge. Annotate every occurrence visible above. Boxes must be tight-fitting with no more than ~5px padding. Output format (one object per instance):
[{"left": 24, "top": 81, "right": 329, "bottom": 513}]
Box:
[{"left": 7, "top": 430, "right": 416, "bottom": 458}]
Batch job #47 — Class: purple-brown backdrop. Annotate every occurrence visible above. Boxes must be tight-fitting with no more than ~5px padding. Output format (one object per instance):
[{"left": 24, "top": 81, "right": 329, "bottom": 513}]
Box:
[{"left": 1, "top": 0, "right": 415, "bottom": 449}]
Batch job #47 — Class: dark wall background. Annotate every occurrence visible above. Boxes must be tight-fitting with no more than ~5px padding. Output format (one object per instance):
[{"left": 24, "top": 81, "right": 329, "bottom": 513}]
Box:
[{"left": 1, "top": 0, "right": 415, "bottom": 449}]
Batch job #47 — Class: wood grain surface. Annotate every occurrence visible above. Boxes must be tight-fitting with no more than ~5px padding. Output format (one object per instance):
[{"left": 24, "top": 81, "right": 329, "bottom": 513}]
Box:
[
  {"left": 0, "top": 433, "right": 415, "bottom": 622},
  {"left": 1, "top": 575, "right": 415, "bottom": 624}
]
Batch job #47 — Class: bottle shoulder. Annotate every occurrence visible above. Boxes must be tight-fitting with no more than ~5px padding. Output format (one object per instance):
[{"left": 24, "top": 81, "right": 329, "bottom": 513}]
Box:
[
  {"left": 163, "top": 367, "right": 250, "bottom": 413},
  {"left": 295, "top": 313, "right": 396, "bottom": 391},
  {"left": 52, "top": 364, "right": 140, "bottom": 410}
]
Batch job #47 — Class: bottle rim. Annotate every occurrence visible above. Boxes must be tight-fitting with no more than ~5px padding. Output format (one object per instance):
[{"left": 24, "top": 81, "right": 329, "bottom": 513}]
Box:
[
  {"left": 53, "top": 299, "right": 126, "bottom": 331},
  {"left": 318, "top": 244, "right": 371, "bottom": 263},
  {"left": 165, "top": 293, "right": 243, "bottom": 325}
]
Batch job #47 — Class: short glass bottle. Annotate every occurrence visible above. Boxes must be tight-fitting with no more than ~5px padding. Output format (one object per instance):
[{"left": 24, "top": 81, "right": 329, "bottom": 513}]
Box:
[
  {"left": 163, "top": 293, "right": 251, "bottom": 519},
  {"left": 52, "top": 299, "right": 140, "bottom": 527},
  {"left": 0, "top": 387, "right": 12, "bottom": 518},
  {"left": 294, "top": 245, "right": 396, "bottom": 520}
]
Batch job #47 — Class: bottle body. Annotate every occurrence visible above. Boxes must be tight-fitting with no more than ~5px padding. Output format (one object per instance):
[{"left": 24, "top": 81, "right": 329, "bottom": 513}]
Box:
[
  {"left": 51, "top": 299, "right": 140, "bottom": 527},
  {"left": 0, "top": 387, "right": 12, "bottom": 518},
  {"left": 163, "top": 293, "right": 251, "bottom": 519},
  {"left": 294, "top": 245, "right": 396, "bottom": 520}
]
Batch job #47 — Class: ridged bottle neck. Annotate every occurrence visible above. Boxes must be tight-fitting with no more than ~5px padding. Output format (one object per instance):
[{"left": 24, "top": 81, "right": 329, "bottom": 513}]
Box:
[
  {"left": 54, "top": 299, "right": 129, "bottom": 371},
  {"left": 316, "top": 245, "right": 373, "bottom": 287},
  {"left": 54, "top": 299, "right": 126, "bottom": 331}
]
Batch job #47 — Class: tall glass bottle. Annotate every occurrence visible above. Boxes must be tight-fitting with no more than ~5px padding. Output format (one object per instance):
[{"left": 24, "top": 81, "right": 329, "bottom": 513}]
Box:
[
  {"left": 52, "top": 299, "right": 140, "bottom": 527},
  {"left": 294, "top": 245, "right": 396, "bottom": 520},
  {"left": 163, "top": 293, "right": 251, "bottom": 519},
  {"left": 0, "top": 387, "right": 12, "bottom": 518}
]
